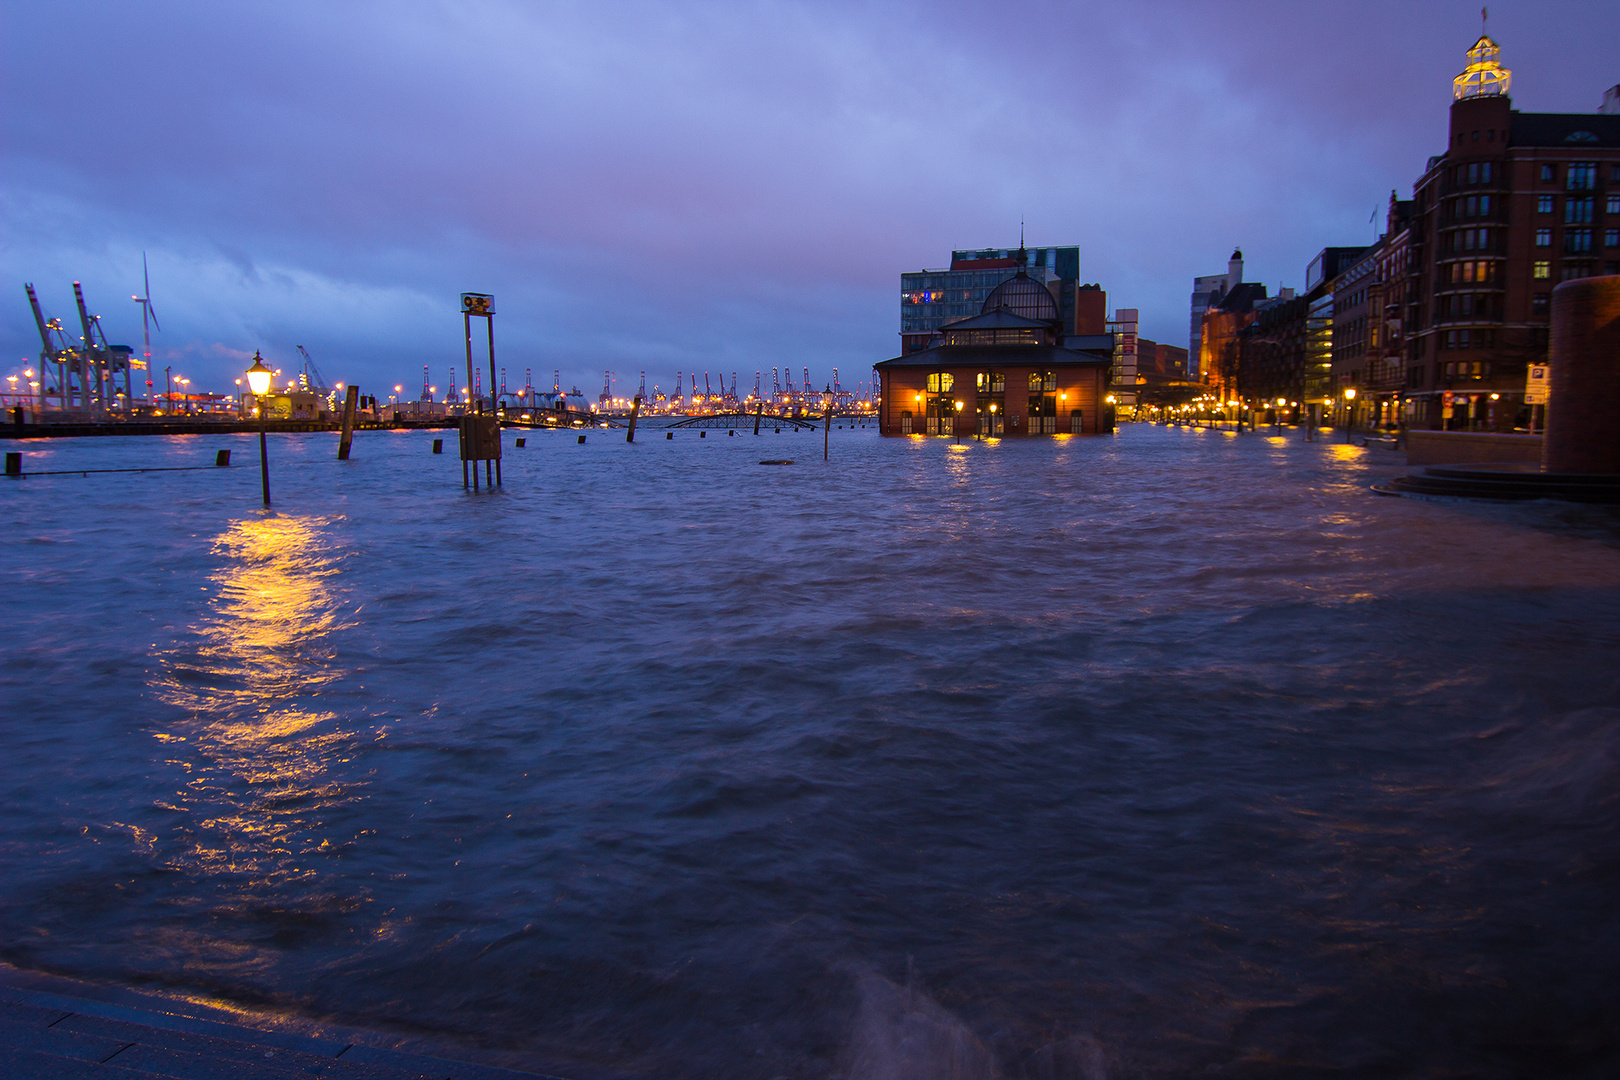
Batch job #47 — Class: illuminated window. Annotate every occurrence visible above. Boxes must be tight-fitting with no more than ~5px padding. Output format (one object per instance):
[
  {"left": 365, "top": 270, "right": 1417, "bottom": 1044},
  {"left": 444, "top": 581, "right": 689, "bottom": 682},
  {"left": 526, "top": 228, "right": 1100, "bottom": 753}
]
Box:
[
  {"left": 1567, "top": 163, "right": 1596, "bottom": 190},
  {"left": 975, "top": 370, "right": 1005, "bottom": 393},
  {"left": 925, "top": 372, "right": 954, "bottom": 393},
  {"left": 1533, "top": 261, "right": 1550, "bottom": 279},
  {"left": 1535, "top": 228, "right": 1552, "bottom": 247},
  {"left": 1028, "top": 371, "right": 1057, "bottom": 391},
  {"left": 1537, "top": 195, "right": 1554, "bottom": 214}
]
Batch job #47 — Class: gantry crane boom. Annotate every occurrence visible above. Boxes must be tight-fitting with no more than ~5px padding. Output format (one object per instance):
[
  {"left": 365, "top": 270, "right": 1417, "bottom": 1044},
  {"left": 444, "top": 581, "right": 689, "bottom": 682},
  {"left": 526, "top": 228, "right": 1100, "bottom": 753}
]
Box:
[{"left": 294, "top": 345, "right": 332, "bottom": 395}]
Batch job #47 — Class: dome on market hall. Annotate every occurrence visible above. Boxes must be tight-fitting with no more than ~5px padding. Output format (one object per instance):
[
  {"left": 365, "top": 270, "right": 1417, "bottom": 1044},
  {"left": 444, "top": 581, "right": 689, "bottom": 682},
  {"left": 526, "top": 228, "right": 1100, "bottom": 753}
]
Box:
[{"left": 981, "top": 271, "right": 1060, "bottom": 323}]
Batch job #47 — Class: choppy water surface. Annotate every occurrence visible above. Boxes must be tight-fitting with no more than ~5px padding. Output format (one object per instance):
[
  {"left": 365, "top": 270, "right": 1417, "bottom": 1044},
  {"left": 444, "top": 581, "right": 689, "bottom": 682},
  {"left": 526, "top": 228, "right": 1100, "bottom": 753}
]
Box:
[{"left": 4, "top": 424, "right": 1620, "bottom": 1079}]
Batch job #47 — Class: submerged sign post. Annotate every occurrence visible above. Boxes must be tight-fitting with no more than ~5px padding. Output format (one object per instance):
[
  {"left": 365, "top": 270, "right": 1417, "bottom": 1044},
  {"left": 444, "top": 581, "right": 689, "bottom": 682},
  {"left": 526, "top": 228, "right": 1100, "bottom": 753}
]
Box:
[
  {"left": 461, "top": 292, "right": 496, "bottom": 418},
  {"left": 459, "top": 293, "right": 501, "bottom": 490},
  {"left": 458, "top": 413, "right": 501, "bottom": 491}
]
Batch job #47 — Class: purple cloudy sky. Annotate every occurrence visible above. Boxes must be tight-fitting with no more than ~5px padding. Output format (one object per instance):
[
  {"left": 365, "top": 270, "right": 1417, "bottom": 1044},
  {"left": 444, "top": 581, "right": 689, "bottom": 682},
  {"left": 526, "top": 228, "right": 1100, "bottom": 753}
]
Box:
[{"left": 3, "top": 0, "right": 1616, "bottom": 400}]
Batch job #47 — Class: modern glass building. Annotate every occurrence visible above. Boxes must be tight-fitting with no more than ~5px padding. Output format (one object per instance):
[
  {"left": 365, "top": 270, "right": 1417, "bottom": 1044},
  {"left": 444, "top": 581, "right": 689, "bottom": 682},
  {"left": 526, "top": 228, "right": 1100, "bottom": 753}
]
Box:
[{"left": 900, "top": 246, "right": 1079, "bottom": 353}]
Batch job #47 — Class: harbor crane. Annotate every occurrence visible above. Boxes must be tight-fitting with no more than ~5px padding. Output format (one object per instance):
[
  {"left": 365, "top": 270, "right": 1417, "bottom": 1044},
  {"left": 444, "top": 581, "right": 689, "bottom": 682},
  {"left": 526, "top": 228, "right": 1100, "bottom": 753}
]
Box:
[
  {"left": 294, "top": 345, "right": 332, "bottom": 396},
  {"left": 75, "top": 281, "right": 133, "bottom": 413},
  {"left": 25, "top": 284, "right": 77, "bottom": 410}
]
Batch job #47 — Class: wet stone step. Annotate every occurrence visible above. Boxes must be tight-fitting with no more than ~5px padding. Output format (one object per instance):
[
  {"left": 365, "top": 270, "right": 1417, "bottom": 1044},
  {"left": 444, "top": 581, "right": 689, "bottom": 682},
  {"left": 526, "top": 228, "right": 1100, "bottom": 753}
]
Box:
[
  {"left": 0, "top": 983, "right": 562, "bottom": 1080},
  {"left": 54, "top": 1013, "right": 343, "bottom": 1075},
  {"left": 0, "top": 1044, "right": 151, "bottom": 1078}
]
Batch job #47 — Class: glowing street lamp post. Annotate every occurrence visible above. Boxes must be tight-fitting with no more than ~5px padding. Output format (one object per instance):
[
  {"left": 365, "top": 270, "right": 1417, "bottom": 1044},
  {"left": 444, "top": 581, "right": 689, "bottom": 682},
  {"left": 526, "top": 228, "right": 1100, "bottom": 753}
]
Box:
[
  {"left": 245, "top": 352, "right": 273, "bottom": 506},
  {"left": 954, "top": 399, "right": 964, "bottom": 443},
  {"left": 1343, "top": 387, "right": 1357, "bottom": 442}
]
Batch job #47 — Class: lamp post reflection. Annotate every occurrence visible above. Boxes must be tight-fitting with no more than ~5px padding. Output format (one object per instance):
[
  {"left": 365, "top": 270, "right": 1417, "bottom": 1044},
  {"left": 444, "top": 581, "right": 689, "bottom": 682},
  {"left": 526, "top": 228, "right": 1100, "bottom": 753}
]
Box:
[{"left": 154, "top": 515, "right": 363, "bottom": 906}]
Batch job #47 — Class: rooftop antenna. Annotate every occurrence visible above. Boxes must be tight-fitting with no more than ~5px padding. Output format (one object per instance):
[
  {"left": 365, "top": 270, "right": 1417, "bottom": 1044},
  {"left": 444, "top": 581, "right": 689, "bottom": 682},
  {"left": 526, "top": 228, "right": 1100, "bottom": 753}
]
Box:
[{"left": 131, "top": 253, "right": 160, "bottom": 406}]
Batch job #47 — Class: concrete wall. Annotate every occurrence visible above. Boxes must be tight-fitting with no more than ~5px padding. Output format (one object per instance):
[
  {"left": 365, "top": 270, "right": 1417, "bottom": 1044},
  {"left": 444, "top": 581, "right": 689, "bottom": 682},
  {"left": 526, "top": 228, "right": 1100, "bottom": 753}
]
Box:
[{"left": 1406, "top": 430, "right": 1543, "bottom": 465}]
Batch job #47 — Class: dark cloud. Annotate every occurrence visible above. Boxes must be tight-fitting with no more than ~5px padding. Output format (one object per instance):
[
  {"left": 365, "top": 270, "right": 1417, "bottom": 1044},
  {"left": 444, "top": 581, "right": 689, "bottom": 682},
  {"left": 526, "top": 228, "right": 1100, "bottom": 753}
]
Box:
[{"left": 4, "top": 0, "right": 1615, "bottom": 396}]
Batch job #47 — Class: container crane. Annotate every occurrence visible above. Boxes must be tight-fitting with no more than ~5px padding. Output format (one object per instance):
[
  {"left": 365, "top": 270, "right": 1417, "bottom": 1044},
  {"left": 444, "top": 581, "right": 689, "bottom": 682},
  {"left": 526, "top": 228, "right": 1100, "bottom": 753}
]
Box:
[
  {"left": 24, "top": 284, "right": 76, "bottom": 410},
  {"left": 294, "top": 345, "right": 332, "bottom": 396}
]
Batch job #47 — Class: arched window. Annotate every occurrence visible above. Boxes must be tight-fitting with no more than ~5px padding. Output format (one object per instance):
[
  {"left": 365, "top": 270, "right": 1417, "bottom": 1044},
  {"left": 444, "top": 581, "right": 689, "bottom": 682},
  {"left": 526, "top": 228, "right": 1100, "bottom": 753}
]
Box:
[
  {"left": 1028, "top": 371, "right": 1056, "bottom": 391},
  {"left": 926, "top": 372, "right": 954, "bottom": 393},
  {"left": 976, "top": 371, "right": 1005, "bottom": 393}
]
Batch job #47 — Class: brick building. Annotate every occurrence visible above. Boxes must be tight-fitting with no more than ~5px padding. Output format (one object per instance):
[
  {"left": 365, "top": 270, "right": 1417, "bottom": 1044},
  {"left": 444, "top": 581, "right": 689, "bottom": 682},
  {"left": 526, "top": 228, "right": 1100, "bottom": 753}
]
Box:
[
  {"left": 1199, "top": 282, "right": 1269, "bottom": 404},
  {"left": 876, "top": 251, "right": 1116, "bottom": 437},
  {"left": 1403, "top": 36, "right": 1620, "bottom": 431}
]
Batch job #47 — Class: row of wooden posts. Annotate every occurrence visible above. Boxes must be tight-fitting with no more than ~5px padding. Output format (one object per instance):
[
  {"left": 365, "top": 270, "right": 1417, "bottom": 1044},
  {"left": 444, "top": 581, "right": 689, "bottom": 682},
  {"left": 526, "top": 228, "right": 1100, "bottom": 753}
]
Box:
[{"left": 624, "top": 396, "right": 835, "bottom": 460}]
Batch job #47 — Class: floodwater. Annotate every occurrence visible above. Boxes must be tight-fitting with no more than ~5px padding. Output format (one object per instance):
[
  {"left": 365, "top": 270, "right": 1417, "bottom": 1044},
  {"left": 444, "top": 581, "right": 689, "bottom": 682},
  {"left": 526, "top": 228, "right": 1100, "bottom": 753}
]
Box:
[{"left": 3, "top": 422, "right": 1620, "bottom": 1080}]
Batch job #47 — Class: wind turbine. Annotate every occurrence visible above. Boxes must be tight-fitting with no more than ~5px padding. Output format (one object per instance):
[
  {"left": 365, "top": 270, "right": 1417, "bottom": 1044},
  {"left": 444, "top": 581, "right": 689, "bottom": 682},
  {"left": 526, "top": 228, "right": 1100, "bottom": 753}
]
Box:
[{"left": 132, "top": 253, "right": 160, "bottom": 407}]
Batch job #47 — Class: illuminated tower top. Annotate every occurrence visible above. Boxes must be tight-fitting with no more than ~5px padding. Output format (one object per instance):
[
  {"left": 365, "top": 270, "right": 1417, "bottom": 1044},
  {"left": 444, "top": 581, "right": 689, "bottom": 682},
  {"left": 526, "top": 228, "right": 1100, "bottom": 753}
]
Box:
[{"left": 1453, "top": 35, "right": 1511, "bottom": 100}]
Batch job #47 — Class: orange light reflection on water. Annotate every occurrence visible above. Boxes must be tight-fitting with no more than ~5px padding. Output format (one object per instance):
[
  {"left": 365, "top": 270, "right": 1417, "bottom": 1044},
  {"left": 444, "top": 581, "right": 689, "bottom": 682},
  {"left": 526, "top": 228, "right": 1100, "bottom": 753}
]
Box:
[{"left": 155, "top": 515, "right": 364, "bottom": 887}]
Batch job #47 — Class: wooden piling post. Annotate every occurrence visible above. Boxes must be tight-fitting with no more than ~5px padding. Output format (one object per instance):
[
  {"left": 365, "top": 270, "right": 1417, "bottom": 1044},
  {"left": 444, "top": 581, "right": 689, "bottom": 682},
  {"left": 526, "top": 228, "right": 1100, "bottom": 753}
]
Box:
[
  {"left": 5, "top": 452, "right": 20, "bottom": 476},
  {"left": 626, "top": 394, "right": 641, "bottom": 442},
  {"left": 824, "top": 404, "right": 832, "bottom": 460},
  {"left": 337, "top": 385, "right": 359, "bottom": 459},
  {"left": 754, "top": 401, "right": 763, "bottom": 435},
  {"left": 214, "top": 449, "right": 231, "bottom": 467}
]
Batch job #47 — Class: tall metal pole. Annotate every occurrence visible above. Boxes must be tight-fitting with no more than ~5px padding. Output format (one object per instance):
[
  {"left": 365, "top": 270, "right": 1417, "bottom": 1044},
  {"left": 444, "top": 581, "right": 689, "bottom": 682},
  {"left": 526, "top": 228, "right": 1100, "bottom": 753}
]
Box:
[
  {"left": 464, "top": 311, "right": 474, "bottom": 416},
  {"left": 257, "top": 396, "right": 271, "bottom": 506},
  {"left": 486, "top": 314, "right": 496, "bottom": 417}
]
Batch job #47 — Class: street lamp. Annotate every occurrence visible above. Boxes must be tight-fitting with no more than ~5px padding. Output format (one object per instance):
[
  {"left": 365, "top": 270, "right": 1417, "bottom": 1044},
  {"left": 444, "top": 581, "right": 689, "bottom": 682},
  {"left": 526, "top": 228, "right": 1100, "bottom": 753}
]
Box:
[
  {"left": 954, "top": 399, "right": 963, "bottom": 443},
  {"left": 1343, "top": 387, "right": 1357, "bottom": 441},
  {"left": 245, "top": 352, "right": 273, "bottom": 506}
]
